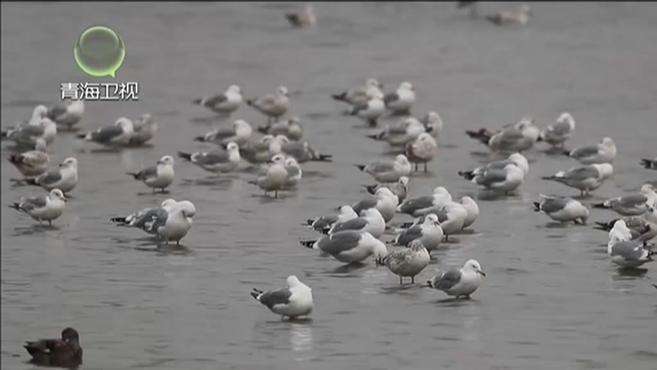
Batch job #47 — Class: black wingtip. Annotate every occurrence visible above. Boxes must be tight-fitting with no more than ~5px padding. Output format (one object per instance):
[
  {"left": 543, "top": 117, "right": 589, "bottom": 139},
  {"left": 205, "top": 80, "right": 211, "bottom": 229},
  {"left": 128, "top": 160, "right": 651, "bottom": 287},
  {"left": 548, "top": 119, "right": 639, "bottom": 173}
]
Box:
[
  {"left": 9, "top": 203, "right": 20, "bottom": 211},
  {"left": 76, "top": 133, "right": 86, "bottom": 139},
  {"left": 541, "top": 175, "right": 556, "bottom": 181},
  {"left": 533, "top": 202, "right": 541, "bottom": 212},
  {"left": 640, "top": 159, "right": 655, "bottom": 169},
  {"left": 306, "top": 219, "right": 315, "bottom": 226},
  {"left": 316, "top": 154, "right": 332, "bottom": 162},
  {"left": 126, "top": 172, "right": 139, "bottom": 179},
  {"left": 561, "top": 149, "right": 571, "bottom": 156},
  {"left": 250, "top": 290, "right": 261, "bottom": 300},
  {"left": 457, "top": 170, "right": 475, "bottom": 180},
  {"left": 191, "top": 98, "right": 202, "bottom": 105},
  {"left": 331, "top": 92, "right": 347, "bottom": 102},
  {"left": 364, "top": 184, "right": 378, "bottom": 194},
  {"left": 177, "top": 151, "right": 192, "bottom": 161},
  {"left": 193, "top": 136, "right": 206, "bottom": 142},
  {"left": 110, "top": 216, "right": 127, "bottom": 224},
  {"left": 300, "top": 240, "right": 316, "bottom": 249},
  {"left": 355, "top": 164, "right": 366, "bottom": 172},
  {"left": 592, "top": 202, "right": 607, "bottom": 209}
]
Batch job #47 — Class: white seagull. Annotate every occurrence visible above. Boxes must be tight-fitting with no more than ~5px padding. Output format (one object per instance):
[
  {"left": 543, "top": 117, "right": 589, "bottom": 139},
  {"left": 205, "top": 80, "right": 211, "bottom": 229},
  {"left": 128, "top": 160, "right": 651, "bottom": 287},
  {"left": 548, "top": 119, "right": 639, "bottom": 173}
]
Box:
[
  {"left": 284, "top": 156, "right": 302, "bottom": 189},
  {"left": 248, "top": 153, "right": 288, "bottom": 198},
  {"left": 285, "top": 4, "right": 317, "bottom": 28},
  {"left": 467, "top": 117, "right": 540, "bottom": 153},
  {"left": 77, "top": 117, "right": 134, "bottom": 147},
  {"left": 607, "top": 220, "right": 654, "bottom": 268},
  {"left": 427, "top": 259, "right": 486, "bottom": 299},
  {"left": 301, "top": 230, "right": 388, "bottom": 264},
  {"left": 332, "top": 78, "right": 384, "bottom": 106},
  {"left": 352, "top": 187, "right": 399, "bottom": 223},
  {"left": 564, "top": 137, "right": 617, "bottom": 164},
  {"left": 356, "top": 154, "right": 411, "bottom": 183},
  {"left": 268, "top": 135, "right": 332, "bottom": 163},
  {"left": 533, "top": 195, "right": 589, "bottom": 224},
  {"left": 47, "top": 99, "right": 85, "bottom": 131},
  {"left": 349, "top": 97, "right": 386, "bottom": 127},
  {"left": 593, "top": 184, "right": 656, "bottom": 216},
  {"left": 539, "top": 112, "right": 575, "bottom": 148},
  {"left": 128, "top": 113, "right": 158, "bottom": 146},
  {"left": 384, "top": 81, "right": 415, "bottom": 115},
  {"left": 367, "top": 116, "right": 426, "bottom": 146},
  {"left": 251, "top": 275, "right": 313, "bottom": 320},
  {"left": 393, "top": 213, "right": 444, "bottom": 252},
  {"left": 26, "top": 157, "right": 78, "bottom": 194},
  {"left": 542, "top": 163, "right": 614, "bottom": 197},
  {"left": 194, "top": 119, "right": 253, "bottom": 146},
  {"left": 192, "top": 84, "right": 243, "bottom": 115},
  {"left": 364, "top": 176, "right": 410, "bottom": 205},
  {"left": 486, "top": 4, "right": 532, "bottom": 26},
  {"left": 178, "top": 142, "right": 241, "bottom": 174},
  {"left": 329, "top": 208, "right": 386, "bottom": 238},
  {"left": 127, "top": 155, "right": 175, "bottom": 193},
  {"left": 247, "top": 86, "right": 290, "bottom": 124},
  {"left": 111, "top": 199, "right": 195, "bottom": 245},
  {"left": 306, "top": 205, "right": 358, "bottom": 234},
  {"left": 397, "top": 186, "right": 453, "bottom": 217},
  {"left": 10, "top": 188, "right": 66, "bottom": 226}
]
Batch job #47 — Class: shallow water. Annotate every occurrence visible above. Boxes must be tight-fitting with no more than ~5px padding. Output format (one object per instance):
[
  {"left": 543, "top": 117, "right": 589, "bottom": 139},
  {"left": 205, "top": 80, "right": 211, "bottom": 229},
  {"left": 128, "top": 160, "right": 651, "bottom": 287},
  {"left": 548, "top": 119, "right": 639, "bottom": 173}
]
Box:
[{"left": 2, "top": 2, "right": 657, "bottom": 370}]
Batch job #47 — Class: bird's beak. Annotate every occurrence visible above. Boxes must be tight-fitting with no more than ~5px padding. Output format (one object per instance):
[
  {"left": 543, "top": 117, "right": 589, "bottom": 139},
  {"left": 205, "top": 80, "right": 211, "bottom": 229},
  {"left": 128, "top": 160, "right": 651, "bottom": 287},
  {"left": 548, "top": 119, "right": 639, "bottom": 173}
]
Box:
[
  {"left": 334, "top": 206, "right": 342, "bottom": 211},
  {"left": 478, "top": 270, "right": 486, "bottom": 277},
  {"left": 156, "top": 160, "right": 163, "bottom": 165}
]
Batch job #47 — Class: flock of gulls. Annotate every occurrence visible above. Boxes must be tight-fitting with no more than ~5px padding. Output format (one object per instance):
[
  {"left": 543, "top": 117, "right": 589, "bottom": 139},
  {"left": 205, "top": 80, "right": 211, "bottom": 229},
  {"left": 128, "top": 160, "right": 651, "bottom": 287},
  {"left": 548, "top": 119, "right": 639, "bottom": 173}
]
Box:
[{"left": 2, "top": 3, "right": 657, "bottom": 368}]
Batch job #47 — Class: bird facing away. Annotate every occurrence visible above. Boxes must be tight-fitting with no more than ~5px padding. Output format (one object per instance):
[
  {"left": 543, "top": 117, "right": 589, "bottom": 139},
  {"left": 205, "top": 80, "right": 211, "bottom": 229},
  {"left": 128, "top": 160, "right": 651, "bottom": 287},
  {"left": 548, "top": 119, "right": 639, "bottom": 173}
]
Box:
[{"left": 378, "top": 239, "right": 430, "bottom": 285}]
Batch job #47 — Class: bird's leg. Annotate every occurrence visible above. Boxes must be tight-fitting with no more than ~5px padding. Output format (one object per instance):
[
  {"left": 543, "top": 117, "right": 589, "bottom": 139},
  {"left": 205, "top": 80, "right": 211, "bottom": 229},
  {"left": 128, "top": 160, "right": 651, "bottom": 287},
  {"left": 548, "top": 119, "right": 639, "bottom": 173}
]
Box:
[
  {"left": 274, "top": 190, "right": 278, "bottom": 199},
  {"left": 399, "top": 276, "right": 403, "bottom": 285},
  {"left": 424, "top": 163, "right": 428, "bottom": 173},
  {"left": 411, "top": 276, "right": 415, "bottom": 284},
  {"left": 414, "top": 163, "right": 418, "bottom": 172},
  {"left": 48, "top": 220, "right": 52, "bottom": 226}
]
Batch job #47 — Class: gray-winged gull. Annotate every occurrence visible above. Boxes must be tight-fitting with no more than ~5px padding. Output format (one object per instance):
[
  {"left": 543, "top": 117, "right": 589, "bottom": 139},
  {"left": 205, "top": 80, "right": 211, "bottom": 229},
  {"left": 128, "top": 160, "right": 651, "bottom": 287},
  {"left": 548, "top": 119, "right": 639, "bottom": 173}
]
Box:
[
  {"left": 352, "top": 187, "right": 399, "bottom": 223},
  {"left": 47, "top": 99, "right": 85, "bottom": 131},
  {"left": 192, "top": 84, "right": 243, "bottom": 115},
  {"left": 467, "top": 118, "right": 539, "bottom": 153},
  {"left": 332, "top": 78, "right": 384, "bottom": 106},
  {"left": 301, "top": 230, "right": 388, "bottom": 264},
  {"left": 405, "top": 132, "right": 438, "bottom": 172},
  {"left": 533, "top": 195, "right": 589, "bottom": 224},
  {"left": 538, "top": 112, "right": 575, "bottom": 148},
  {"left": 111, "top": 199, "right": 195, "bottom": 245},
  {"left": 349, "top": 97, "right": 385, "bottom": 127},
  {"left": 329, "top": 208, "right": 386, "bottom": 238},
  {"left": 247, "top": 86, "right": 290, "bottom": 124},
  {"left": 564, "top": 137, "right": 616, "bottom": 164},
  {"left": 248, "top": 153, "right": 288, "bottom": 198},
  {"left": 178, "top": 142, "right": 241, "bottom": 173},
  {"left": 593, "top": 184, "right": 656, "bottom": 216},
  {"left": 306, "top": 205, "right": 358, "bottom": 234},
  {"left": 128, "top": 113, "right": 158, "bottom": 146},
  {"left": 26, "top": 157, "right": 78, "bottom": 194},
  {"left": 127, "top": 155, "right": 175, "bottom": 193},
  {"left": 542, "top": 163, "right": 614, "bottom": 197},
  {"left": 356, "top": 154, "right": 411, "bottom": 183},
  {"left": 393, "top": 213, "right": 444, "bottom": 251},
  {"left": 607, "top": 220, "right": 654, "bottom": 268},
  {"left": 257, "top": 116, "right": 304, "bottom": 141},
  {"left": 384, "top": 82, "right": 415, "bottom": 115},
  {"left": 77, "top": 117, "right": 134, "bottom": 146},
  {"left": 285, "top": 4, "right": 317, "bottom": 28},
  {"left": 8, "top": 139, "right": 49, "bottom": 178},
  {"left": 194, "top": 119, "right": 253, "bottom": 146},
  {"left": 427, "top": 259, "right": 486, "bottom": 298},
  {"left": 364, "top": 176, "right": 409, "bottom": 204},
  {"left": 251, "top": 275, "right": 313, "bottom": 319},
  {"left": 10, "top": 188, "right": 66, "bottom": 226}
]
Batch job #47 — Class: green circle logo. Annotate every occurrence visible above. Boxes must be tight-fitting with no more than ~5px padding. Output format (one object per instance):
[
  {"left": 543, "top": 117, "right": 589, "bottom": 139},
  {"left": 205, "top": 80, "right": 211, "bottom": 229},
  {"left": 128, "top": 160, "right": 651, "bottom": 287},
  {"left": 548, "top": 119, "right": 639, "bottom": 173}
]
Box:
[{"left": 74, "top": 26, "right": 125, "bottom": 78}]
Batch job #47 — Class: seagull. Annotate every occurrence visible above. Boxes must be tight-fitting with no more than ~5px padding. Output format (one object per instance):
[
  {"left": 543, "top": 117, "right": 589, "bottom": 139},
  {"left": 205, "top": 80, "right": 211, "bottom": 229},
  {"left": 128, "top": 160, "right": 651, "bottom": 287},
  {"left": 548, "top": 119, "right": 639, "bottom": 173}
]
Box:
[
  {"left": 194, "top": 119, "right": 253, "bottom": 146},
  {"left": 352, "top": 187, "right": 399, "bottom": 223},
  {"left": 47, "top": 99, "right": 85, "bottom": 131},
  {"left": 111, "top": 199, "right": 195, "bottom": 245},
  {"left": 460, "top": 162, "right": 525, "bottom": 194},
  {"left": 405, "top": 133, "right": 438, "bottom": 172},
  {"left": 284, "top": 156, "right": 302, "bottom": 189},
  {"left": 640, "top": 157, "right": 657, "bottom": 170},
  {"left": 268, "top": 135, "right": 332, "bottom": 163},
  {"left": 24, "top": 327, "right": 82, "bottom": 368},
  {"left": 251, "top": 275, "right": 313, "bottom": 320},
  {"left": 301, "top": 230, "right": 388, "bottom": 264},
  {"left": 538, "top": 112, "right": 575, "bottom": 148},
  {"left": 26, "top": 157, "right": 78, "bottom": 194},
  {"left": 467, "top": 117, "right": 540, "bottom": 153},
  {"left": 456, "top": 1, "right": 480, "bottom": 18},
  {"left": 128, "top": 113, "right": 158, "bottom": 146},
  {"left": 393, "top": 214, "right": 444, "bottom": 251},
  {"left": 356, "top": 154, "right": 411, "bottom": 183},
  {"left": 127, "top": 155, "right": 175, "bottom": 193},
  {"left": 8, "top": 139, "right": 49, "bottom": 179},
  {"left": 364, "top": 176, "right": 410, "bottom": 204},
  {"left": 434, "top": 200, "right": 469, "bottom": 241},
  {"left": 384, "top": 81, "right": 416, "bottom": 115},
  {"left": 77, "top": 117, "right": 134, "bottom": 147},
  {"left": 248, "top": 153, "right": 288, "bottom": 198},
  {"left": 595, "top": 217, "right": 654, "bottom": 239},
  {"left": 421, "top": 111, "right": 444, "bottom": 139},
  {"left": 306, "top": 205, "right": 358, "bottom": 234},
  {"left": 427, "top": 259, "right": 486, "bottom": 299},
  {"left": 542, "top": 163, "right": 614, "bottom": 197},
  {"left": 459, "top": 152, "right": 529, "bottom": 181},
  {"left": 192, "top": 84, "right": 243, "bottom": 115},
  {"left": 2, "top": 106, "right": 57, "bottom": 146},
  {"left": 329, "top": 208, "right": 386, "bottom": 238},
  {"left": 593, "top": 184, "right": 656, "bottom": 216},
  {"left": 239, "top": 135, "right": 276, "bottom": 164},
  {"left": 349, "top": 97, "right": 386, "bottom": 127},
  {"left": 460, "top": 196, "right": 480, "bottom": 230},
  {"left": 10, "top": 188, "right": 66, "bottom": 226},
  {"left": 247, "top": 86, "right": 290, "bottom": 124},
  {"left": 178, "top": 142, "right": 241, "bottom": 174},
  {"left": 285, "top": 4, "right": 317, "bottom": 28},
  {"left": 377, "top": 239, "right": 430, "bottom": 285},
  {"left": 332, "top": 78, "right": 384, "bottom": 106},
  {"left": 398, "top": 186, "right": 453, "bottom": 217},
  {"left": 367, "top": 117, "right": 426, "bottom": 146},
  {"left": 533, "top": 195, "right": 589, "bottom": 224},
  {"left": 564, "top": 137, "right": 617, "bottom": 164},
  {"left": 486, "top": 4, "right": 532, "bottom": 26},
  {"left": 607, "top": 221, "right": 654, "bottom": 268},
  {"left": 257, "top": 116, "right": 304, "bottom": 141}
]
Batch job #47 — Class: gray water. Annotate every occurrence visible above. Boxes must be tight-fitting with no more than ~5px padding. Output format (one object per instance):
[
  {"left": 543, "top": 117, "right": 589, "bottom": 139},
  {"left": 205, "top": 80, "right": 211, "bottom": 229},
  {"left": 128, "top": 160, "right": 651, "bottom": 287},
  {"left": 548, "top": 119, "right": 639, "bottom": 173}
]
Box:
[{"left": 2, "top": 2, "right": 657, "bottom": 370}]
